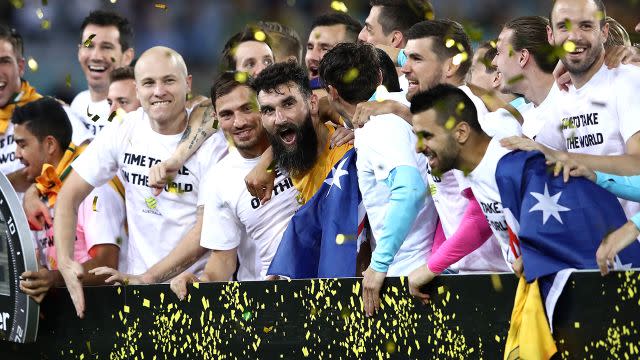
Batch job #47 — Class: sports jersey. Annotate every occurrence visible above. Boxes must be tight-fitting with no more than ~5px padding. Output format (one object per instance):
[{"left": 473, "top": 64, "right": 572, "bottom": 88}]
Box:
[
  {"left": 521, "top": 85, "right": 560, "bottom": 139},
  {"left": 72, "top": 107, "right": 228, "bottom": 275},
  {"left": 199, "top": 149, "right": 301, "bottom": 280},
  {"left": 292, "top": 124, "right": 352, "bottom": 204},
  {"left": 355, "top": 113, "right": 437, "bottom": 276},
  {"left": 70, "top": 90, "right": 111, "bottom": 139}
]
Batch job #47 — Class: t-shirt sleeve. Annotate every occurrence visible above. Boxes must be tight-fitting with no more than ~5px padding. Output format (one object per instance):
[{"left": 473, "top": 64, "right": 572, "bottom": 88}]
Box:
[
  {"left": 200, "top": 184, "right": 243, "bottom": 251},
  {"left": 482, "top": 109, "right": 523, "bottom": 140},
  {"left": 359, "top": 117, "right": 419, "bottom": 181},
  {"left": 615, "top": 66, "right": 640, "bottom": 143},
  {"left": 72, "top": 121, "right": 123, "bottom": 187},
  {"left": 78, "top": 185, "right": 126, "bottom": 252}
]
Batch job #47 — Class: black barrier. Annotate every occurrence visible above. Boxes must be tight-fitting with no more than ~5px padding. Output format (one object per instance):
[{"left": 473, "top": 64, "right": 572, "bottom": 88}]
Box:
[{"left": 1, "top": 271, "right": 639, "bottom": 359}]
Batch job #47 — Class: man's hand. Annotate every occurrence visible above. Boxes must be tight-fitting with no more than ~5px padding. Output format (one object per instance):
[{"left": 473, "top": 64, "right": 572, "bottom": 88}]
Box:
[
  {"left": 23, "top": 185, "right": 51, "bottom": 231},
  {"left": 362, "top": 267, "right": 386, "bottom": 317},
  {"left": 407, "top": 266, "right": 436, "bottom": 304},
  {"left": 553, "top": 61, "right": 571, "bottom": 91},
  {"left": 57, "top": 259, "right": 86, "bottom": 318},
  {"left": 20, "top": 268, "right": 58, "bottom": 303},
  {"left": 604, "top": 45, "right": 640, "bottom": 68},
  {"left": 499, "top": 136, "right": 544, "bottom": 153},
  {"left": 330, "top": 127, "right": 354, "bottom": 148},
  {"left": 88, "top": 267, "right": 147, "bottom": 285},
  {"left": 148, "top": 157, "right": 182, "bottom": 196},
  {"left": 245, "top": 162, "right": 276, "bottom": 204},
  {"left": 352, "top": 100, "right": 407, "bottom": 128},
  {"left": 169, "top": 272, "right": 200, "bottom": 300},
  {"left": 512, "top": 257, "right": 524, "bottom": 278},
  {"left": 597, "top": 221, "right": 640, "bottom": 276},
  {"left": 565, "top": 161, "right": 596, "bottom": 182}
]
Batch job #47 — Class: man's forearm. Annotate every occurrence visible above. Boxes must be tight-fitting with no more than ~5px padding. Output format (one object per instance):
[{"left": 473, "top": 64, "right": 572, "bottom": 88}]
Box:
[
  {"left": 203, "top": 250, "right": 237, "bottom": 282},
  {"left": 7, "top": 169, "right": 31, "bottom": 192},
  {"left": 567, "top": 153, "right": 640, "bottom": 176},
  {"left": 174, "top": 103, "right": 217, "bottom": 165},
  {"left": 54, "top": 187, "right": 84, "bottom": 263}
]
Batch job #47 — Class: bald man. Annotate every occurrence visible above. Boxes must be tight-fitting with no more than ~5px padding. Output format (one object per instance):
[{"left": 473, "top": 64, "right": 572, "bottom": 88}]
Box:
[{"left": 54, "top": 47, "right": 228, "bottom": 318}]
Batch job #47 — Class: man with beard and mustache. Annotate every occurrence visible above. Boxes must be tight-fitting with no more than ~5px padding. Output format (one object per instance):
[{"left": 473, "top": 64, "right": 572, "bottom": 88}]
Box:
[
  {"left": 501, "top": 0, "right": 640, "bottom": 225},
  {"left": 252, "top": 61, "right": 352, "bottom": 204}
]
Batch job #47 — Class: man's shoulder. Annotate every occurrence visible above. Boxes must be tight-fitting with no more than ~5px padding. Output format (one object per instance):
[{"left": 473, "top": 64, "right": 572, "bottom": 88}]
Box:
[{"left": 70, "top": 90, "right": 90, "bottom": 108}]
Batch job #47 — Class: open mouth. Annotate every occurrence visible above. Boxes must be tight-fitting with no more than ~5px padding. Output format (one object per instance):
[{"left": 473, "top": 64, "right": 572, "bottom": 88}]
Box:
[
  {"left": 278, "top": 126, "right": 297, "bottom": 145},
  {"left": 234, "top": 128, "right": 253, "bottom": 140},
  {"left": 308, "top": 65, "right": 319, "bottom": 78},
  {"left": 407, "top": 79, "right": 419, "bottom": 90},
  {"left": 151, "top": 100, "right": 171, "bottom": 106},
  {"left": 88, "top": 64, "right": 108, "bottom": 73}
]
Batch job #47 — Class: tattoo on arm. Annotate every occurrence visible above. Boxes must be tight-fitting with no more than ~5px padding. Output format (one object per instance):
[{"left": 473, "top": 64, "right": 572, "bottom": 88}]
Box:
[
  {"left": 179, "top": 125, "right": 192, "bottom": 144},
  {"left": 188, "top": 105, "right": 215, "bottom": 151}
]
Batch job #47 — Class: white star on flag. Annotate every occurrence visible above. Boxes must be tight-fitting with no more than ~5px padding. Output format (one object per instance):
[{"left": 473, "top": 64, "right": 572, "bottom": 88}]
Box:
[
  {"left": 529, "top": 183, "right": 570, "bottom": 224},
  {"left": 324, "top": 156, "right": 350, "bottom": 195}
]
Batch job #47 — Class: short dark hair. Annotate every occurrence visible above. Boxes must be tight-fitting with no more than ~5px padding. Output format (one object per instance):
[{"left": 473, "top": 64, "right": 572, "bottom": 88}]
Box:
[
  {"left": 11, "top": 97, "right": 72, "bottom": 150},
  {"left": 0, "top": 24, "right": 23, "bottom": 58},
  {"left": 210, "top": 71, "right": 254, "bottom": 112},
  {"left": 504, "top": 16, "right": 556, "bottom": 74},
  {"left": 406, "top": 19, "right": 473, "bottom": 80},
  {"left": 369, "top": 0, "right": 434, "bottom": 36},
  {"left": 410, "top": 84, "right": 481, "bottom": 133},
  {"left": 310, "top": 13, "right": 362, "bottom": 43},
  {"left": 319, "top": 42, "right": 381, "bottom": 104},
  {"left": 221, "top": 26, "right": 273, "bottom": 71},
  {"left": 605, "top": 16, "right": 630, "bottom": 48},
  {"left": 251, "top": 60, "right": 311, "bottom": 98},
  {"left": 477, "top": 41, "right": 497, "bottom": 74},
  {"left": 259, "top": 21, "right": 303, "bottom": 63},
  {"left": 110, "top": 66, "right": 135, "bottom": 82},
  {"left": 550, "top": 0, "right": 606, "bottom": 28},
  {"left": 81, "top": 10, "right": 133, "bottom": 51},
  {"left": 376, "top": 48, "right": 401, "bottom": 92}
]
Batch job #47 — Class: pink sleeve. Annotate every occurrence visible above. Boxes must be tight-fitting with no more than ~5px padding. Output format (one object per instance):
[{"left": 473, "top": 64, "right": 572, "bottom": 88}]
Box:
[
  {"left": 430, "top": 220, "right": 446, "bottom": 254},
  {"left": 427, "top": 189, "right": 493, "bottom": 273}
]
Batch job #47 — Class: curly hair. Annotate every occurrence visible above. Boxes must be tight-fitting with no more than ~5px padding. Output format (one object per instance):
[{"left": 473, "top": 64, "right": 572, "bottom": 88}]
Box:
[{"left": 251, "top": 60, "right": 311, "bottom": 98}]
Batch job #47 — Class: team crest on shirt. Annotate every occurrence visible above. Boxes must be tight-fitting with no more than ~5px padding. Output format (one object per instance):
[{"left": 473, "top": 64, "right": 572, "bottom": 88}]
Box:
[{"left": 145, "top": 196, "right": 158, "bottom": 209}]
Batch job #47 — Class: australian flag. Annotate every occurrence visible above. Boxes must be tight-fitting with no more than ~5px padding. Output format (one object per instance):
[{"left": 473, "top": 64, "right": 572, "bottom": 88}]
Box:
[
  {"left": 496, "top": 150, "right": 640, "bottom": 326},
  {"left": 267, "top": 148, "right": 366, "bottom": 278}
]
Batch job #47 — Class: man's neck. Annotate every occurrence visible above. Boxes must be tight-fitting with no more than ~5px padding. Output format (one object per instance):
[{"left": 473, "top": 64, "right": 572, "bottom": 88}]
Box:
[
  {"left": 523, "top": 71, "right": 555, "bottom": 107},
  {"left": 340, "top": 101, "right": 359, "bottom": 125},
  {"left": 150, "top": 110, "right": 188, "bottom": 135},
  {"left": 88, "top": 86, "right": 108, "bottom": 103},
  {"left": 316, "top": 115, "right": 330, "bottom": 155},
  {"left": 458, "top": 133, "right": 491, "bottom": 174},
  {"left": 569, "top": 53, "right": 604, "bottom": 89},
  {"left": 237, "top": 139, "right": 271, "bottom": 159}
]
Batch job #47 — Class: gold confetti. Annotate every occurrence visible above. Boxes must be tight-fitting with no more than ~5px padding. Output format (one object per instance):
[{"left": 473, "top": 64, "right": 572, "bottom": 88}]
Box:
[
  {"left": 123, "top": 305, "right": 130, "bottom": 313},
  {"left": 445, "top": 38, "right": 455, "bottom": 48},
  {"left": 27, "top": 57, "right": 38, "bottom": 72},
  {"left": 455, "top": 101, "right": 465, "bottom": 114},
  {"left": 444, "top": 116, "right": 456, "bottom": 130},
  {"left": 437, "top": 285, "right": 445, "bottom": 295},
  {"left": 336, "top": 234, "right": 345, "bottom": 245},
  {"left": 574, "top": 322, "right": 580, "bottom": 328},
  {"left": 375, "top": 85, "right": 389, "bottom": 102},
  {"left": 110, "top": 0, "right": 117, "bottom": 3},
  {"left": 254, "top": 30, "right": 267, "bottom": 42},
  {"left": 193, "top": 282, "right": 199, "bottom": 289},
  {"left": 491, "top": 274, "right": 503, "bottom": 291},
  {"left": 263, "top": 326, "right": 273, "bottom": 333},
  {"left": 10, "top": 0, "right": 23, "bottom": 9},
  {"left": 155, "top": 3, "right": 168, "bottom": 10},
  {"left": 65, "top": 74, "right": 71, "bottom": 87},
  {"left": 83, "top": 34, "right": 96, "bottom": 47},
  {"left": 41, "top": 20, "right": 50, "bottom": 29},
  {"left": 425, "top": 10, "right": 434, "bottom": 20},
  {"left": 342, "top": 67, "right": 359, "bottom": 83},
  {"left": 36, "top": 8, "right": 44, "bottom": 19},
  {"left": 506, "top": 74, "right": 525, "bottom": 85},
  {"left": 386, "top": 340, "right": 396, "bottom": 354},
  {"left": 495, "top": 335, "right": 501, "bottom": 342},
  {"left": 563, "top": 41, "right": 576, "bottom": 53},
  {"left": 92, "top": 196, "right": 98, "bottom": 211},
  {"left": 302, "top": 346, "right": 309, "bottom": 357},
  {"left": 142, "top": 298, "right": 150, "bottom": 308},
  {"left": 234, "top": 71, "right": 248, "bottom": 84},
  {"left": 330, "top": 1, "right": 348, "bottom": 12},
  {"left": 452, "top": 52, "right": 468, "bottom": 66}
]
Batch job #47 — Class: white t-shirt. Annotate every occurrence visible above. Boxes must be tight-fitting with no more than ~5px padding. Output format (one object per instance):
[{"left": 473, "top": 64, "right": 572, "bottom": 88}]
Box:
[
  {"left": 33, "top": 184, "right": 126, "bottom": 271},
  {"left": 355, "top": 113, "right": 437, "bottom": 276},
  {"left": 520, "top": 85, "right": 560, "bottom": 139},
  {"left": 536, "top": 64, "right": 640, "bottom": 220},
  {"left": 199, "top": 150, "right": 301, "bottom": 280},
  {"left": 467, "top": 137, "right": 520, "bottom": 266},
  {"left": 427, "top": 168, "right": 510, "bottom": 272},
  {"left": 70, "top": 90, "right": 112, "bottom": 139},
  {"left": 72, "top": 107, "right": 229, "bottom": 275},
  {"left": 460, "top": 85, "right": 522, "bottom": 140}
]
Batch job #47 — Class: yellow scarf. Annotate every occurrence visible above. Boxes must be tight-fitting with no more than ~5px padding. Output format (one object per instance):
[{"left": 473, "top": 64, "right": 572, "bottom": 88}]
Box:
[
  {"left": 0, "top": 81, "right": 42, "bottom": 134},
  {"left": 35, "top": 143, "right": 125, "bottom": 207}
]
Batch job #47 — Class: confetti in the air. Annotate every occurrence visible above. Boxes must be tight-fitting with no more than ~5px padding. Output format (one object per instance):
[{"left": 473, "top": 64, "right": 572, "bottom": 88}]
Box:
[
  {"left": 445, "top": 38, "right": 455, "bottom": 48},
  {"left": 235, "top": 71, "right": 248, "bottom": 84},
  {"left": 110, "top": 0, "right": 117, "bottom": 3},
  {"left": 491, "top": 274, "right": 503, "bottom": 291},
  {"left": 563, "top": 40, "right": 576, "bottom": 53},
  {"left": 92, "top": 196, "right": 98, "bottom": 212},
  {"left": 375, "top": 85, "right": 389, "bottom": 102},
  {"left": 330, "top": 1, "right": 348, "bottom": 12},
  {"left": 254, "top": 30, "right": 267, "bottom": 42},
  {"left": 506, "top": 74, "right": 525, "bottom": 85},
  {"left": 27, "top": 57, "right": 38, "bottom": 72},
  {"left": 36, "top": 8, "right": 44, "bottom": 19},
  {"left": 155, "top": 3, "right": 168, "bottom": 10},
  {"left": 445, "top": 116, "right": 456, "bottom": 130},
  {"left": 83, "top": 34, "right": 96, "bottom": 47},
  {"left": 41, "top": 20, "right": 50, "bottom": 29},
  {"left": 10, "top": 0, "right": 23, "bottom": 9},
  {"left": 452, "top": 52, "right": 468, "bottom": 66},
  {"left": 342, "top": 67, "right": 359, "bottom": 83}
]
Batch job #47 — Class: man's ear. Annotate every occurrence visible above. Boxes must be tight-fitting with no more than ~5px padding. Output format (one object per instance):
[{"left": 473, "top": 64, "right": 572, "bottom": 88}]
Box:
[
  {"left": 454, "top": 121, "right": 471, "bottom": 144},
  {"left": 547, "top": 24, "right": 554, "bottom": 45},
  {"left": 444, "top": 57, "right": 461, "bottom": 80},
  {"left": 390, "top": 31, "right": 404, "bottom": 49},
  {"left": 327, "top": 85, "right": 340, "bottom": 102},
  {"left": 43, "top": 135, "right": 59, "bottom": 157},
  {"left": 122, "top": 47, "right": 134, "bottom": 66},
  {"left": 309, "top": 92, "right": 319, "bottom": 115},
  {"left": 519, "top": 48, "right": 530, "bottom": 68}
]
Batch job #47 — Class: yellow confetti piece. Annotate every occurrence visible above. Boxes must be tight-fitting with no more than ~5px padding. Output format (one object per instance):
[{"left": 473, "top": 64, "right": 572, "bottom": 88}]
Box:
[
  {"left": 36, "top": 8, "right": 44, "bottom": 19},
  {"left": 495, "top": 335, "right": 501, "bottom": 342},
  {"left": 491, "top": 274, "right": 503, "bottom": 291},
  {"left": 330, "top": 1, "right": 348, "bottom": 12},
  {"left": 143, "top": 298, "right": 150, "bottom": 308},
  {"left": 193, "top": 282, "right": 199, "bottom": 289},
  {"left": 386, "top": 341, "right": 396, "bottom": 354},
  {"left": 41, "top": 19, "right": 50, "bottom": 29},
  {"left": 437, "top": 285, "right": 445, "bottom": 295},
  {"left": 92, "top": 196, "right": 98, "bottom": 211},
  {"left": 10, "top": 0, "right": 23, "bottom": 9},
  {"left": 27, "top": 57, "right": 38, "bottom": 72},
  {"left": 83, "top": 34, "right": 96, "bottom": 48},
  {"left": 445, "top": 38, "right": 455, "bottom": 48},
  {"left": 263, "top": 326, "right": 273, "bottom": 333},
  {"left": 455, "top": 101, "right": 465, "bottom": 114},
  {"left": 123, "top": 305, "right": 130, "bottom": 313},
  {"left": 574, "top": 322, "right": 580, "bottom": 328},
  {"left": 65, "top": 74, "right": 71, "bottom": 87},
  {"left": 444, "top": 116, "right": 456, "bottom": 130},
  {"left": 563, "top": 41, "right": 576, "bottom": 53},
  {"left": 375, "top": 85, "right": 389, "bottom": 102},
  {"left": 110, "top": 0, "right": 117, "bottom": 3},
  {"left": 302, "top": 346, "right": 309, "bottom": 357},
  {"left": 254, "top": 30, "right": 267, "bottom": 42},
  {"left": 452, "top": 52, "right": 468, "bottom": 66},
  {"left": 234, "top": 71, "right": 248, "bottom": 84},
  {"left": 155, "top": 3, "right": 168, "bottom": 10},
  {"left": 336, "top": 234, "right": 345, "bottom": 245},
  {"left": 342, "top": 67, "right": 359, "bottom": 83}
]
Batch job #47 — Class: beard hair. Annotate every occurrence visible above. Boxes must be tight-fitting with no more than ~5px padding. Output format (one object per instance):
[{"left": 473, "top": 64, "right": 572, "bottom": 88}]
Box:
[
  {"left": 268, "top": 110, "right": 319, "bottom": 178},
  {"left": 561, "top": 43, "right": 602, "bottom": 75}
]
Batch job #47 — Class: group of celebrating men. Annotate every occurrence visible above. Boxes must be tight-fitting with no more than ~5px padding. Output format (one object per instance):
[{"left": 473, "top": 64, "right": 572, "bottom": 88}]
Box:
[{"left": 2, "top": 0, "right": 640, "bottom": 355}]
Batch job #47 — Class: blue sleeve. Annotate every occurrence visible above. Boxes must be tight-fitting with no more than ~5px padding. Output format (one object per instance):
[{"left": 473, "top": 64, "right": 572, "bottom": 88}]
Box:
[
  {"left": 595, "top": 171, "right": 640, "bottom": 202},
  {"left": 369, "top": 165, "right": 426, "bottom": 273},
  {"left": 397, "top": 49, "right": 407, "bottom": 67}
]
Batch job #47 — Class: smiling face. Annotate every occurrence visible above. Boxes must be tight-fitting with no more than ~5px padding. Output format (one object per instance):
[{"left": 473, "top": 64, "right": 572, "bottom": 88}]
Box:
[
  {"left": 0, "top": 39, "right": 24, "bottom": 108},
  {"left": 77, "top": 24, "right": 133, "bottom": 97},
  {"left": 358, "top": 6, "right": 393, "bottom": 46},
  {"left": 492, "top": 28, "right": 524, "bottom": 93},
  {"left": 234, "top": 41, "right": 274, "bottom": 77},
  {"left": 412, "top": 108, "right": 460, "bottom": 173},
  {"left": 14, "top": 124, "right": 50, "bottom": 181},
  {"left": 549, "top": 0, "right": 608, "bottom": 76},
  {"left": 216, "top": 85, "right": 266, "bottom": 155},
  {"left": 134, "top": 48, "right": 191, "bottom": 125},
  {"left": 107, "top": 78, "right": 139, "bottom": 113},
  {"left": 305, "top": 24, "right": 348, "bottom": 80},
  {"left": 400, "top": 37, "right": 446, "bottom": 100}
]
